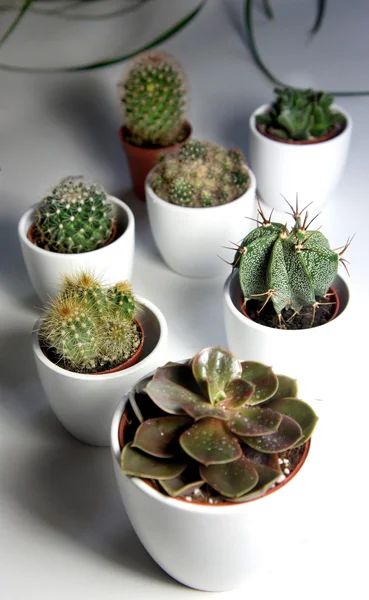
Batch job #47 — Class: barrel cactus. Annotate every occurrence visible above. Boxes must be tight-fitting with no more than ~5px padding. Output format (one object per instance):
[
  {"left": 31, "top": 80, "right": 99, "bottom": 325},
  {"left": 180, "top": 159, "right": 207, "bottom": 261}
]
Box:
[
  {"left": 256, "top": 87, "right": 345, "bottom": 141},
  {"left": 150, "top": 139, "right": 250, "bottom": 207},
  {"left": 120, "top": 347, "right": 317, "bottom": 503},
  {"left": 33, "top": 177, "right": 114, "bottom": 254},
  {"left": 119, "top": 50, "right": 188, "bottom": 148},
  {"left": 39, "top": 272, "right": 141, "bottom": 373},
  {"left": 233, "top": 199, "right": 350, "bottom": 328}
]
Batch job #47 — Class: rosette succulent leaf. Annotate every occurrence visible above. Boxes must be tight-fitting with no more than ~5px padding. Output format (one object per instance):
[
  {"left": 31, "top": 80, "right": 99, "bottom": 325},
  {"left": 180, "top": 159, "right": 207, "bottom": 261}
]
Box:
[
  {"left": 232, "top": 199, "right": 350, "bottom": 326},
  {"left": 39, "top": 272, "right": 141, "bottom": 373},
  {"left": 150, "top": 140, "right": 250, "bottom": 207},
  {"left": 120, "top": 347, "right": 318, "bottom": 502},
  {"left": 33, "top": 177, "right": 114, "bottom": 254},
  {"left": 119, "top": 50, "right": 187, "bottom": 148},
  {"left": 256, "top": 87, "right": 345, "bottom": 141}
]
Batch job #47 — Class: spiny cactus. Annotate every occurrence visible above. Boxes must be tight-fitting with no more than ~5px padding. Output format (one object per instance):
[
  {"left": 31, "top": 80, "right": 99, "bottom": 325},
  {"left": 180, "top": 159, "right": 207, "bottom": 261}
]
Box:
[
  {"left": 120, "top": 347, "right": 318, "bottom": 503},
  {"left": 150, "top": 140, "right": 250, "bottom": 207},
  {"left": 232, "top": 199, "right": 351, "bottom": 328},
  {"left": 39, "top": 272, "right": 141, "bottom": 373},
  {"left": 33, "top": 177, "right": 114, "bottom": 254},
  {"left": 256, "top": 87, "right": 345, "bottom": 141},
  {"left": 119, "top": 50, "right": 188, "bottom": 148}
]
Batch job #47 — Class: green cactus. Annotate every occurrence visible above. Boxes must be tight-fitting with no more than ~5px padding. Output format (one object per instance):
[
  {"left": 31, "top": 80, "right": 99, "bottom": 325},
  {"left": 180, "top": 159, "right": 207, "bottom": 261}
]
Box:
[
  {"left": 233, "top": 199, "right": 351, "bottom": 328},
  {"left": 119, "top": 50, "right": 188, "bottom": 148},
  {"left": 256, "top": 87, "right": 345, "bottom": 141},
  {"left": 120, "top": 347, "right": 318, "bottom": 503},
  {"left": 150, "top": 140, "right": 250, "bottom": 207},
  {"left": 33, "top": 177, "right": 114, "bottom": 254},
  {"left": 39, "top": 273, "right": 141, "bottom": 373}
]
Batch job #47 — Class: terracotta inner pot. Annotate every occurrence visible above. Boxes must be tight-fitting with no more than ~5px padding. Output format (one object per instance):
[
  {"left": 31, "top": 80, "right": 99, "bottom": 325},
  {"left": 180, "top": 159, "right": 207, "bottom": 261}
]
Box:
[
  {"left": 117, "top": 409, "right": 310, "bottom": 507},
  {"left": 256, "top": 119, "right": 346, "bottom": 145},
  {"left": 240, "top": 285, "right": 340, "bottom": 327},
  {"left": 27, "top": 221, "right": 118, "bottom": 251},
  {"left": 119, "top": 120, "right": 192, "bottom": 202}
]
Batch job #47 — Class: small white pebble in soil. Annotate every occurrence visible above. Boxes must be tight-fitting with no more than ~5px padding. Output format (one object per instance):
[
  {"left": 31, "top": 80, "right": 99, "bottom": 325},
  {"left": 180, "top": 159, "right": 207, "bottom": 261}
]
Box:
[
  {"left": 284, "top": 468, "right": 290, "bottom": 475},
  {"left": 283, "top": 458, "right": 289, "bottom": 465},
  {"left": 278, "top": 458, "right": 283, "bottom": 464},
  {"left": 185, "top": 496, "right": 192, "bottom": 502}
]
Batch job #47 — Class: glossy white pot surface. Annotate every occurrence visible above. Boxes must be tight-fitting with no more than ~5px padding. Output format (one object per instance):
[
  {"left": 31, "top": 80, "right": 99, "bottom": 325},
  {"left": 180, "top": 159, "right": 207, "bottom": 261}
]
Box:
[
  {"left": 32, "top": 296, "right": 167, "bottom": 446},
  {"left": 19, "top": 196, "right": 135, "bottom": 304}
]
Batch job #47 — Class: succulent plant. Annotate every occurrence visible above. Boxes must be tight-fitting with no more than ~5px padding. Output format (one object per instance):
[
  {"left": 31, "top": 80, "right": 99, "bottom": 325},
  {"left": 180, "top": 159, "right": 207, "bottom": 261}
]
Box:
[
  {"left": 33, "top": 177, "right": 114, "bottom": 254},
  {"left": 121, "top": 347, "right": 318, "bottom": 503},
  {"left": 232, "top": 199, "right": 351, "bottom": 328},
  {"left": 256, "top": 87, "right": 345, "bottom": 141},
  {"left": 119, "top": 50, "right": 188, "bottom": 148},
  {"left": 39, "top": 272, "right": 141, "bottom": 373},
  {"left": 150, "top": 139, "right": 250, "bottom": 207}
]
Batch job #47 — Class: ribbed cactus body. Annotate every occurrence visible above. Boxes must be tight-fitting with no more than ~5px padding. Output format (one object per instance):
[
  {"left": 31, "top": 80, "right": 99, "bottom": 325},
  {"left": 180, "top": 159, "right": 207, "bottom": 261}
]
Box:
[
  {"left": 33, "top": 177, "right": 114, "bottom": 254},
  {"left": 235, "top": 210, "right": 339, "bottom": 316},
  {"left": 151, "top": 140, "right": 250, "bottom": 207},
  {"left": 40, "top": 274, "right": 140, "bottom": 373},
  {"left": 120, "top": 51, "right": 187, "bottom": 148}
]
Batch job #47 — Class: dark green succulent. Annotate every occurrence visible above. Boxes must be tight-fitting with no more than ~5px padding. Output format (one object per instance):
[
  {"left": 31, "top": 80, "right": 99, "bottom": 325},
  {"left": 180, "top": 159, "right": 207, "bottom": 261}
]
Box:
[
  {"left": 256, "top": 87, "right": 345, "bottom": 141},
  {"left": 120, "top": 347, "right": 318, "bottom": 503}
]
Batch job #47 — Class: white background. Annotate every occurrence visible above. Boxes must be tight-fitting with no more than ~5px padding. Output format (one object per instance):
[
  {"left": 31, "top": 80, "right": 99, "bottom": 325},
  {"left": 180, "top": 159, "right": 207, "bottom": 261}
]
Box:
[{"left": 0, "top": 1, "right": 367, "bottom": 598}]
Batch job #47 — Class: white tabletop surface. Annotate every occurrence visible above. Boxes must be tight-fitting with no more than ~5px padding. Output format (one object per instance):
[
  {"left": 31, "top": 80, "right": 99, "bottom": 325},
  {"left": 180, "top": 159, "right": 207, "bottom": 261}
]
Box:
[{"left": 0, "top": 1, "right": 367, "bottom": 598}]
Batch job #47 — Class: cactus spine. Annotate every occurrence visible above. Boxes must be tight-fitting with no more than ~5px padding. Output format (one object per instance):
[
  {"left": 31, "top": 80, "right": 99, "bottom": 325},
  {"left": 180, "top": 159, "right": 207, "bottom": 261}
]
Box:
[
  {"left": 40, "top": 273, "right": 141, "bottom": 373},
  {"left": 33, "top": 177, "right": 114, "bottom": 254},
  {"left": 119, "top": 50, "right": 187, "bottom": 148}
]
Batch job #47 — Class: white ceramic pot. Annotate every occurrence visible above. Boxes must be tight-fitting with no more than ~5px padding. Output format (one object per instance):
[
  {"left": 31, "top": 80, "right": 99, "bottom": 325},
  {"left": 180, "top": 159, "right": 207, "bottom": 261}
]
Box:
[
  {"left": 145, "top": 169, "right": 257, "bottom": 278},
  {"left": 111, "top": 392, "right": 313, "bottom": 592},
  {"left": 32, "top": 296, "right": 167, "bottom": 446},
  {"left": 249, "top": 104, "right": 352, "bottom": 211},
  {"left": 18, "top": 196, "right": 135, "bottom": 304},
  {"left": 223, "top": 270, "right": 350, "bottom": 402}
]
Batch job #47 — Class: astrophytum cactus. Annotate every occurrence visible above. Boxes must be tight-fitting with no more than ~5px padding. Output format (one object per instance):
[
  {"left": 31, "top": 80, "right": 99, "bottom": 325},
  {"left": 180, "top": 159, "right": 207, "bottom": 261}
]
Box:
[
  {"left": 120, "top": 347, "right": 318, "bottom": 503},
  {"left": 119, "top": 50, "right": 188, "bottom": 148},
  {"left": 33, "top": 177, "right": 114, "bottom": 254},
  {"left": 39, "top": 272, "right": 141, "bottom": 373},
  {"left": 256, "top": 87, "right": 345, "bottom": 142},
  {"left": 150, "top": 139, "right": 250, "bottom": 207},
  {"left": 232, "top": 199, "right": 351, "bottom": 327}
]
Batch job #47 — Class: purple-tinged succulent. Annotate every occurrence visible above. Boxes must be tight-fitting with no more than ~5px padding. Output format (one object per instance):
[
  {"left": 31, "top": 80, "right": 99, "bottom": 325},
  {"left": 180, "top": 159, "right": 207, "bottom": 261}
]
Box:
[{"left": 120, "top": 347, "right": 318, "bottom": 503}]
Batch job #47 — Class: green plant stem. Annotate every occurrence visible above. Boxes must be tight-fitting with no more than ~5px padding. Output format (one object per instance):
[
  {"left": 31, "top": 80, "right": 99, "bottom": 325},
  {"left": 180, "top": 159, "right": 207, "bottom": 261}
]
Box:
[
  {"left": 244, "top": 0, "right": 369, "bottom": 96},
  {"left": 310, "top": 0, "right": 327, "bottom": 36},
  {"left": 0, "top": 0, "right": 34, "bottom": 50}
]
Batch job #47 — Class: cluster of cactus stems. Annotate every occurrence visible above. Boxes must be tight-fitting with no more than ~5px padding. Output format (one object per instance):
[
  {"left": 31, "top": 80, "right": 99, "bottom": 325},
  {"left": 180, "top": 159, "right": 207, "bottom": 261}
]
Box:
[
  {"left": 119, "top": 50, "right": 188, "bottom": 148},
  {"left": 33, "top": 177, "right": 114, "bottom": 254},
  {"left": 256, "top": 87, "right": 345, "bottom": 141},
  {"left": 232, "top": 198, "right": 351, "bottom": 328},
  {"left": 121, "top": 347, "right": 318, "bottom": 503},
  {"left": 39, "top": 272, "right": 140, "bottom": 373},
  {"left": 150, "top": 139, "right": 250, "bottom": 207}
]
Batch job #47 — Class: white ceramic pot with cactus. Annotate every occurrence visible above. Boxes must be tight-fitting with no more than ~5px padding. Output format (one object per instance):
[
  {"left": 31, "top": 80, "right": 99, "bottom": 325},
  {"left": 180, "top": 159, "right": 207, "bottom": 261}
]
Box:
[
  {"left": 111, "top": 347, "right": 318, "bottom": 592},
  {"left": 32, "top": 274, "right": 167, "bottom": 446},
  {"left": 249, "top": 87, "right": 352, "bottom": 211},
  {"left": 18, "top": 177, "right": 135, "bottom": 303},
  {"left": 223, "top": 201, "right": 351, "bottom": 402},
  {"left": 145, "top": 139, "right": 257, "bottom": 278}
]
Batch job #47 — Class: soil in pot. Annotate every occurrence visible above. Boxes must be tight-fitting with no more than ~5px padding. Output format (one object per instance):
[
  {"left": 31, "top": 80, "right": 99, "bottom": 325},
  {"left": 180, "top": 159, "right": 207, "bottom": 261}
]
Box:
[
  {"left": 256, "top": 118, "right": 347, "bottom": 145},
  {"left": 241, "top": 287, "right": 339, "bottom": 330},
  {"left": 118, "top": 405, "right": 309, "bottom": 506},
  {"left": 119, "top": 121, "right": 192, "bottom": 202},
  {"left": 40, "top": 318, "right": 144, "bottom": 374}
]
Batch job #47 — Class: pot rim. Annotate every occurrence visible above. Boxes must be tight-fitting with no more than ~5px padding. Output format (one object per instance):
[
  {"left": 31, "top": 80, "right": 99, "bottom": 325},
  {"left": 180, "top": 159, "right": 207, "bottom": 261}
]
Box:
[
  {"left": 144, "top": 164, "right": 257, "bottom": 215},
  {"left": 18, "top": 195, "right": 134, "bottom": 258},
  {"left": 32, "top": 295, "right": 168, "bottom": 381},
  {"left": 224, "top": 270, "right": 351, "bottom": 336},
  {"left": 249, "top": 103, "right": 353, "bottom": 147}
]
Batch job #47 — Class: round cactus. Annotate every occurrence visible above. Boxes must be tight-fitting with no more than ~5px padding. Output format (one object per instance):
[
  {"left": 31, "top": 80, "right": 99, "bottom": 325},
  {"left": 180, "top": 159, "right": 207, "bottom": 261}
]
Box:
[
  {"left": 119, "top": 50, "right": 187, "bottom": 148},
  {"left": 33, "top": 177, "right": 114, "bottom": 254},
  {"left": 39, "top": 273, "right": 141, "bottom": 373},
  {"left": 233, "top": 199, "right": 350, "bottom": 327},
  {"left": 151, "top": 140, "right": 250, "bottom": 207}
]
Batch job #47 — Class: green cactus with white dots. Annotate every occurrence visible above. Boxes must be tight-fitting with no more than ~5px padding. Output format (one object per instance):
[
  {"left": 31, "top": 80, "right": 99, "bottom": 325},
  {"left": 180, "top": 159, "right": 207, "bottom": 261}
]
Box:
[
  {"left": 151, "top": 139, "right": 250, "bottom": 207},
  {"left": 233, "top": 199, "right": 351, "bottom": 327},
  {"left": 119, "top": 50, "right": 188, "bottom": 148},
  {"left": 33, "top": 177, "right": 114, "bottom": 254},
  {"left": 39, "top": 273, "right": 141, "bottom": 373}
]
